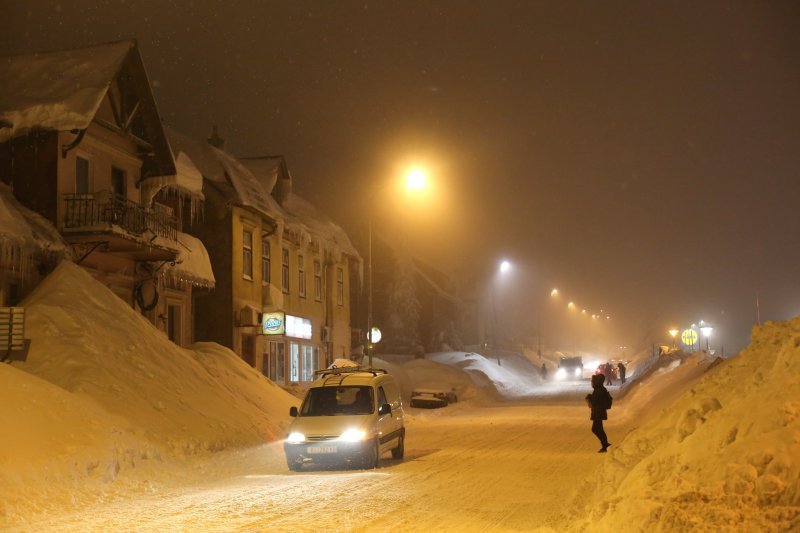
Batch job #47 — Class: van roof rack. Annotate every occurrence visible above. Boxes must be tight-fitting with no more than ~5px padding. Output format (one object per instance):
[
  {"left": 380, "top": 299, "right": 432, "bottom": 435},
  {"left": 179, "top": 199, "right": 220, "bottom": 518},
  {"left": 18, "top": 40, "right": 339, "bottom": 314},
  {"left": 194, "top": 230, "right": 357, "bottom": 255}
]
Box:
[{"left": 314, "top": 366, "right": 388, "bottom": 377}]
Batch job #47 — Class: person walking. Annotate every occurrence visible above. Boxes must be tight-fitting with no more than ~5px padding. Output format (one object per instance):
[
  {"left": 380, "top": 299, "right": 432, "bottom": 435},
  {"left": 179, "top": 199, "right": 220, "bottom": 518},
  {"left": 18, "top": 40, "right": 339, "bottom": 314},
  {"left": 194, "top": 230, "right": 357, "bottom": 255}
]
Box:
[
  {"left": 540, "top": 363, "right": 548, "bottom": 380},
  {"left": 603, "top": 361, "right": 614, "bottom": 385},
  {"left": 586, "top": 373, "right": 613, "bottom": 453},
  {"left": 617, "top": 361, "right": 627, "bottom": 384}
]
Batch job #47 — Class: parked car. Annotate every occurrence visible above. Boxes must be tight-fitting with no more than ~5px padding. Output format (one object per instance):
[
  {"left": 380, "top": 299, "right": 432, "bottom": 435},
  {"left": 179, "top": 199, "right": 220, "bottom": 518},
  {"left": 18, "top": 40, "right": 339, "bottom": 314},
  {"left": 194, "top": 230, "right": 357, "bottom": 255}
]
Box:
[
  {"left": 284, "top": 367, "right": 405, "bottom": 471},
  {"left": 410, "top": 382, "right": 458, "bottom": 408},
  {"left": 555, "top": 356, "right": 584, "bottom": 380}
]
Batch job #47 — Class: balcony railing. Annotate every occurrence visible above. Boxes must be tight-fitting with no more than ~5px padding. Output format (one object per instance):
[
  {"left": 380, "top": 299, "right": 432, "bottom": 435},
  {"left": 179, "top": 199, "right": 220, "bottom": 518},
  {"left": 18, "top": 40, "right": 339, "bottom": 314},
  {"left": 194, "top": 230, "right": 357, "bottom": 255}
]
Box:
[{"left": 63, "top": 192, "right": 177, "bottom": 241}]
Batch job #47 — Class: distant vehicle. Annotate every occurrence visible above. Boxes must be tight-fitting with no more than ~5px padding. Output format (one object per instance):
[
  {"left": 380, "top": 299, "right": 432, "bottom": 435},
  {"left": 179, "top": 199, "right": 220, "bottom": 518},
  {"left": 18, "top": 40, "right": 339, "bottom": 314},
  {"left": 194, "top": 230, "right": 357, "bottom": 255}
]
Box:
[
  {"left": 556, "top": 356, "right": 584, "bottom": 380},
  {"left": 410, "top": 383, "right": 458, "bottom": 408},
  {"left": 594, "top": 363, "right": 618, "bottom": 382},
  {"left": 284, "top": 367, "right": 405, "bottom": 471}
]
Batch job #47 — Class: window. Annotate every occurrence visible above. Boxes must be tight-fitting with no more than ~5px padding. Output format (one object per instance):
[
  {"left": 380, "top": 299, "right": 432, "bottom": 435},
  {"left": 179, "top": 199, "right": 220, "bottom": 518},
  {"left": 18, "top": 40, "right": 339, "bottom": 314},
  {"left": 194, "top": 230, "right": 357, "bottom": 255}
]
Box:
[
  {"left": 111, "top": 166, "right": 126, "bottom": 199},
  {"left": 265, "top": 341, "right": 285, "bottom": 383},
  {"left": 298, "top": 253, "right": 306, "bottom": 298},
  {"left": 242, "top": 229, "right": 253, "bottom": 280},
  {"left": 76, "top": 156, "right": 90, "bottom": 194},
  {"left": 336, "top": 267, "right": 344, "bottom": 306},
  {"left": 314, "top": 260, "right": 323, "bottom": 301},
  {"left": 261, "top": 238, "right": 271, "bottom": 285},
  {"left": 301, "top": 344, "right": 318, "bottom": 382},
  {"left": 289, "top": 342, "right": 300, "bottom": 382},
  {"left": 281, "top": 248, "right": 290, "bottom": 293}
]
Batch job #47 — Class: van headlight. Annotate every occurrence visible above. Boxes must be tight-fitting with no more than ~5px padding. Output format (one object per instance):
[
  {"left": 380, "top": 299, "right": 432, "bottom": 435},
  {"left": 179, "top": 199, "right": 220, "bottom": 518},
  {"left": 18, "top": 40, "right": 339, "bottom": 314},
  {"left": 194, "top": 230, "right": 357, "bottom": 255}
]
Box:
[
  {"left": 556, "top": 368, "right": 566, "bottom": 379},
  {"left": 338, "top": 428, "right": 367, "bottom": 442},
  {"left": 574, "top": 368, "right": 581, "bottom": 377},
  {"left": 287, "top": 432, "right": 305, "bottom": 444}
]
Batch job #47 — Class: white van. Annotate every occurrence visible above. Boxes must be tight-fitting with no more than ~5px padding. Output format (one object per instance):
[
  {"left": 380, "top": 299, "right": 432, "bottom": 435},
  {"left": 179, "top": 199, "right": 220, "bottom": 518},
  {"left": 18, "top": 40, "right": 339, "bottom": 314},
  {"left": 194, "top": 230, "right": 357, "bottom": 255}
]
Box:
[{"left": 284, "top": 367, "right": 405, "bottom": 470}]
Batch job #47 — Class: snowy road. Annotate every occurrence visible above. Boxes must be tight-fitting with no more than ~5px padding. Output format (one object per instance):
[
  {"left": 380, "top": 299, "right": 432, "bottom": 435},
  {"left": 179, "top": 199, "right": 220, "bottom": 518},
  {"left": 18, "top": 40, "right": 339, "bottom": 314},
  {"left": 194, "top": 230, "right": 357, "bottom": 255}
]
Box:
[{"left": 25, "top": 396, "right": 618, "bottom": 532}]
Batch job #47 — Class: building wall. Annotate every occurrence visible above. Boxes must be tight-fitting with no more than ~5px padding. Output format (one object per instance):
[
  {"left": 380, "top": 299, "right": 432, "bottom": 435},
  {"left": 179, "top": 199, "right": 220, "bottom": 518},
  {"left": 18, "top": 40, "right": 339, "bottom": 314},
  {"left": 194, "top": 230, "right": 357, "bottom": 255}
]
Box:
[
  {"left": 192, "top": 184, "right": 234, "bottom": 347},
  {"left": 55, "top": 123, "right": 142, "bottom": 228}
]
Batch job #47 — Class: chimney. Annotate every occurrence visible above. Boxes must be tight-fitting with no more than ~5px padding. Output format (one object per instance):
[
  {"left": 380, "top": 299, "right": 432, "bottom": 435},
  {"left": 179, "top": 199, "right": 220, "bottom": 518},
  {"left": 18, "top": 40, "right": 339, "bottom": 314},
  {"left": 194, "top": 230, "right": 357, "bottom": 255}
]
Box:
[{"left": 207, "top": 124, "right": 225, "bottom": 149}]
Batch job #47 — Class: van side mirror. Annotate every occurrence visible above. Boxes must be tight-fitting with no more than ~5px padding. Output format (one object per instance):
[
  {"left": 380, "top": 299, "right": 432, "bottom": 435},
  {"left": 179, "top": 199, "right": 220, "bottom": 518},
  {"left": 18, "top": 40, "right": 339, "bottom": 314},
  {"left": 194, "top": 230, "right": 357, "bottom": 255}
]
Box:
[
  {"left": 289, "top": 406, "right": 298, "bottom": 417},
  {"left": 378, "top": 403, "right": 392, "bottom": 416}
]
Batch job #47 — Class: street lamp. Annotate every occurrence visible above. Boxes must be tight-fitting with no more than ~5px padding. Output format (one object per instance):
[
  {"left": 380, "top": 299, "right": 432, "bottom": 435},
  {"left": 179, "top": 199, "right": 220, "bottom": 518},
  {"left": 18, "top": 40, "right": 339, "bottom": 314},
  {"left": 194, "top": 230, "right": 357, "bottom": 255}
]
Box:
[
  {"left": 669, "top": 328, "right": 679, "bottom": 349},
  {"left": 366, "top": 167, "right": 429, "bottom": 368},
  {"left": 490, "top": 259, "right": 512, "bottom": 366},
  {"left": 700, "top": 325, "right": 713, "bottom": 352}
]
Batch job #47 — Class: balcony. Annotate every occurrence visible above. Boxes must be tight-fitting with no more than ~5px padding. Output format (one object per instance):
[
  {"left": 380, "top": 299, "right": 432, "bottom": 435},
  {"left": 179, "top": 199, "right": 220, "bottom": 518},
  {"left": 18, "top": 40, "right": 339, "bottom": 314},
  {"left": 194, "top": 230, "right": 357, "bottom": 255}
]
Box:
[{"left": 62, "top": 191, "right": 178, "bottom": 260}]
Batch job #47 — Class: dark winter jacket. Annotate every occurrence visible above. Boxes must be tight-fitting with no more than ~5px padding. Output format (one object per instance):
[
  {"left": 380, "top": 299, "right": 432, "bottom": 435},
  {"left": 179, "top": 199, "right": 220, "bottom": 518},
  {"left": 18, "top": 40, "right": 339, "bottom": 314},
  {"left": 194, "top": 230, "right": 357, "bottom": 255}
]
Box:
[{"left": 588, "top": 386, "right": 612, "bottom": 421}]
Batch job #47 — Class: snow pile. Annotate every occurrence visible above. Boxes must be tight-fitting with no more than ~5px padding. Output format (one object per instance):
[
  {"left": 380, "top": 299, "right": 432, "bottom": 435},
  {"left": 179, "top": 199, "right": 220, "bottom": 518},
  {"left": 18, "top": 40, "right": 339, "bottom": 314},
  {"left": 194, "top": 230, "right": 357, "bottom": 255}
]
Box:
[
  {"left": 1, "top": 261, "right": 298, "bottom": 522},
  {"left": 573, "top": 319, "right": 800, "bottom": 531},
  {"left": 426, "top": 351, "right": 544, "bottom": 399},
  {"left": 373, "top": 356, "right": 491, "bottom": 406}
]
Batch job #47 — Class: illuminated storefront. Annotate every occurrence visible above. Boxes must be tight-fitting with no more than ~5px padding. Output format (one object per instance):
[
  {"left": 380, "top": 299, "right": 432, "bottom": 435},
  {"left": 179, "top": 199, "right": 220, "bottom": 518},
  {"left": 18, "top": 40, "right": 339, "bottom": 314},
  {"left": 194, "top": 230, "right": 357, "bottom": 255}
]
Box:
[{"left": 261, "top": 312, "right": 320, "bottom": 384}]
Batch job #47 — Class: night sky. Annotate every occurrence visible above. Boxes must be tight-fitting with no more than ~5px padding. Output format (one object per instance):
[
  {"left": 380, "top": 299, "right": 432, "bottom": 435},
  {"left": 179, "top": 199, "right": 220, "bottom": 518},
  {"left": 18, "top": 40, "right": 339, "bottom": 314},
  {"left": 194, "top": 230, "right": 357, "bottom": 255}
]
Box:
[{"left": 3, "top": 1, "right": 799, "bottom": 353}]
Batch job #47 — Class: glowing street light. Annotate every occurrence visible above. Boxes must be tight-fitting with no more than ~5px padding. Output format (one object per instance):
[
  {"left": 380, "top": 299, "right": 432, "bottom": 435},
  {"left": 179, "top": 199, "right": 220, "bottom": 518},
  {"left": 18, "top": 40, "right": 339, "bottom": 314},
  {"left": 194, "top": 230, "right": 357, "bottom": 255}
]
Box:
[
  {"left": 700, "top": 325, "right": 713, "bottom": 351},
  {"left": 550, "top": 288, "right": 559, "bottom": 297},
  {"left": 567, "top": 301, "right": 575, "bottom": 310},
  {"left": 669, "top": 328, "right": 679, "bottom": 349},
  {"left": 367, "top": 166, "right": 430, "bottom": 367},
  {"left": 490, "top": 259, "right": 512, "bottom": 366},
  {"left": 405, "top": 167, "right": 427, "bottom": 191}
]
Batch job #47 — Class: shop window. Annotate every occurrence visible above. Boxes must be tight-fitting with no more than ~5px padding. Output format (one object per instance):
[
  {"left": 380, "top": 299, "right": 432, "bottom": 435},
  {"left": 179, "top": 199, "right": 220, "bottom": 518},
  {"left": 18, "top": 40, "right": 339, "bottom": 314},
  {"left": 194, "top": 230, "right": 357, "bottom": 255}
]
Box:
[
  {"left": 289, "top": 342, "right": 300, "bottom": 382},
  {"left": 301, "top": 344, "right": 319, "bottom": 382},
  {"left": 266, "top": 341, "right": 285, "bottom": 383}
]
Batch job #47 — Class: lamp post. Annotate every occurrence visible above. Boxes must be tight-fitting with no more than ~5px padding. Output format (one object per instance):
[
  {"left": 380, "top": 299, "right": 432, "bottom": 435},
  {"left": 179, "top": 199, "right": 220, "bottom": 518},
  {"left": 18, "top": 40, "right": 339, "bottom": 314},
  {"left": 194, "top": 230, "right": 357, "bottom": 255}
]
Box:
[
  {"left": 490, "top": 260, "right": 512, "bottom": 366},
  {"left": 700, "top": 325, "right": 713, "bottom": 352},
  {"left": 669, "top": 328, "right": 679, "bottom": 350},
  {"left": 366, "top": 168, "right": 428, "bottom": 368}
]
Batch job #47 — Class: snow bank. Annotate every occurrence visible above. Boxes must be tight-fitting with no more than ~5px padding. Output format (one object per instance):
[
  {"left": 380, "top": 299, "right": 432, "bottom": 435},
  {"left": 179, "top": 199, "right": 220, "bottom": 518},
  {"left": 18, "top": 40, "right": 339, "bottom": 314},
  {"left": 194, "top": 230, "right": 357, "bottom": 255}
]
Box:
[
  {"left": 1, "top": 261, "right": 298, "bottom": 523},
  {"left": 427, "top": 351, "right": 544, "bottom": 399},
  {"left": 572, "top": 319, "right": 800, "bottom": 531}
]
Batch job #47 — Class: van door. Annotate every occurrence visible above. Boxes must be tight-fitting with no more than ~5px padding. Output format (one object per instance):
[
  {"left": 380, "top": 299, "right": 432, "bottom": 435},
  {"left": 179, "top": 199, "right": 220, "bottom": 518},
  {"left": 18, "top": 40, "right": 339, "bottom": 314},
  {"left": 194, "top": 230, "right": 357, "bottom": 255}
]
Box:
[{"left": 376, "top": 385, "right": 397, "bottom": 450}]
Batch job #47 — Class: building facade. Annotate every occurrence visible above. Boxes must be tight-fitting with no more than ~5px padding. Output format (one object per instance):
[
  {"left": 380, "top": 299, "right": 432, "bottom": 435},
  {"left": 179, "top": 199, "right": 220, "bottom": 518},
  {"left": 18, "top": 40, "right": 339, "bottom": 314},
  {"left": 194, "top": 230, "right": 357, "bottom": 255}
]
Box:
[
  {"left": 167, "top": 129, "right": 360, "bottom": 385},
  {"left": 0, "top": 41, "right": 214, "bottom": 343}
]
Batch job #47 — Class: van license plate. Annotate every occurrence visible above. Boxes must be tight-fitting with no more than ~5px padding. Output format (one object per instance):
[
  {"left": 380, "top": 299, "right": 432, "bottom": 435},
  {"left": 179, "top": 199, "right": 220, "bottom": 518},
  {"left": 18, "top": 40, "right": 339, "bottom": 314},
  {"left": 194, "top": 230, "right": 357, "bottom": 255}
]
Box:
[{"left": 308, "top": 446, "right": 337, "bottom": 454}]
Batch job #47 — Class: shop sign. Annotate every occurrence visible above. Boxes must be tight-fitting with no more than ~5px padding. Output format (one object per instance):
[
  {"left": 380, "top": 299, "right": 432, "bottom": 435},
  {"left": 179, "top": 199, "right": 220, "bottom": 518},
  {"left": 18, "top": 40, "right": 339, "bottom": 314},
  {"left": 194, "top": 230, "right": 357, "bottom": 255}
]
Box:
[{"left": 261, "top": 312, "right": 285, "bottom": 335}]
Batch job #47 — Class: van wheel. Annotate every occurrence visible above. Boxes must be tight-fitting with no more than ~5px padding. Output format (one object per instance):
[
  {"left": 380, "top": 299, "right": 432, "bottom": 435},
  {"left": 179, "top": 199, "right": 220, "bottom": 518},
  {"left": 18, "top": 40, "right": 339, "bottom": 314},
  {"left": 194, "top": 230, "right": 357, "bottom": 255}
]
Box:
[
  {"left": 287, "top": 458, "right": 302, "bottom": 472},
  {"left": 391, "top": 433, "right": 405, "bottom": 460},
  {"left": 363, "top": 439, "right": 380, "bottom": 469}
]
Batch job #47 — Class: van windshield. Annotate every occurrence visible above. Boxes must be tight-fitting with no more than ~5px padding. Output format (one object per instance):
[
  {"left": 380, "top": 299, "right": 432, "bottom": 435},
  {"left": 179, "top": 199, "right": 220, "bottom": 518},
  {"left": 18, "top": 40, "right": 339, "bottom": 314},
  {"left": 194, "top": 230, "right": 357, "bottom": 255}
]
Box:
[{"left": 300, "top": 386, "right": 374, "bottom": 416}]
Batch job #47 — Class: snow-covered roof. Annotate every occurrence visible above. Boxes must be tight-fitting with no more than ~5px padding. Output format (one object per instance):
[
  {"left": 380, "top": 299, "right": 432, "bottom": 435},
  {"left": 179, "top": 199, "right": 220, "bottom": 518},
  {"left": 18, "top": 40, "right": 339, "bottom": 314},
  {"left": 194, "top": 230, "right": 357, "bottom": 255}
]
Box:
[
  {"left": 281, "top": 192, "right": 360, "bottom": 261},
  {"left": 0, "top": 182, "right": 71, "bottom": 271},
  {"left": 163, "top": 127, "right": 286, "bottom": 223},
  {"left": 162, "top": 231, "right": 216, "bottom": 289},
  {"left": 0, "top": 41, "right": 133, "bottom": 142}
]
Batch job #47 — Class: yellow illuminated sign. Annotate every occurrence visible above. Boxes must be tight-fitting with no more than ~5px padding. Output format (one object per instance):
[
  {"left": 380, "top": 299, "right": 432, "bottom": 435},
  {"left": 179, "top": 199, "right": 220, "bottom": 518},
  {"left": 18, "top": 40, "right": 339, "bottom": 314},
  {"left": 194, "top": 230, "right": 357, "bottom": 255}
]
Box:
[{"left": 681, "top": 328, "right": 698, "bottom": 346}]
